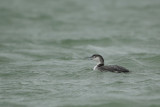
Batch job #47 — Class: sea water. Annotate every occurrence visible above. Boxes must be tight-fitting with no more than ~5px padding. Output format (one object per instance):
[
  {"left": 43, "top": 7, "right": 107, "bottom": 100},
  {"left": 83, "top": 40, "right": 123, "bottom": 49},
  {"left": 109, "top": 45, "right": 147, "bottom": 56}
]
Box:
[{"left": 0, "top": 0, "right": 160, "bottom": 107}]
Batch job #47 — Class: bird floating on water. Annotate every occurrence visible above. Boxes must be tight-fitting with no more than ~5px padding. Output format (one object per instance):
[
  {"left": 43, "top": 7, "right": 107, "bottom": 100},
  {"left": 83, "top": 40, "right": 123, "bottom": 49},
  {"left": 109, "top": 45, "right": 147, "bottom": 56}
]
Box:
[{"left": 88, "top": 54, "right": 130, "bottom": 73}]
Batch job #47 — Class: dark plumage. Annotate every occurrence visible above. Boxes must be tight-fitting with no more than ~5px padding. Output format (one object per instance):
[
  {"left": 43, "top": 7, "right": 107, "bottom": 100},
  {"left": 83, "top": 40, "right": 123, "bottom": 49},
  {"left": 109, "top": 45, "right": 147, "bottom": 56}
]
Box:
[{"left": 89, "top": 54, "right": 130, "bottom": 73}]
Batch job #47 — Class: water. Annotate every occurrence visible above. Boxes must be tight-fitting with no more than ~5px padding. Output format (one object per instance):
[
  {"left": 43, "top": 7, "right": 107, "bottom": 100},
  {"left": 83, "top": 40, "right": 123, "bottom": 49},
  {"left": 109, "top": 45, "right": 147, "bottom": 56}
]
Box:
[{"left": 0, "top": 0, "right": 160, "bottom": 107}]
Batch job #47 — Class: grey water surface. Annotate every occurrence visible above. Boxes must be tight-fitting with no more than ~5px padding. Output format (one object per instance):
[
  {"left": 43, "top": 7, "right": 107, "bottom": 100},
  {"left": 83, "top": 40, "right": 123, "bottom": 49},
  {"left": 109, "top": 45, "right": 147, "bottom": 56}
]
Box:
[{"left": 0, "top": 0, "right": 160, "bottom": 107}]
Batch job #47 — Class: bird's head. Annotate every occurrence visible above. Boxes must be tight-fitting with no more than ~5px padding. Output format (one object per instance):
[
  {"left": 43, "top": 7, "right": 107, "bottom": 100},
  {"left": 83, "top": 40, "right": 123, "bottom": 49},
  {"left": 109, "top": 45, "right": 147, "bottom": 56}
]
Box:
[{"left": 88, "top": 54, "right": 104, "bottom": 64}]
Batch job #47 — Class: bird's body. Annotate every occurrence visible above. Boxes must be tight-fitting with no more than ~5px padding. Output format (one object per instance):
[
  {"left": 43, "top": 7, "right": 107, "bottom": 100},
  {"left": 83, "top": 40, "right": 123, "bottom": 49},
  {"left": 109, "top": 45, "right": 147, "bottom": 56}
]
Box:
[
  {"left": 89, "top": 54, "right": 130, "bottom": 73},
  {"left": 95, "top": 64, "right": 129, "bottom": 73}
]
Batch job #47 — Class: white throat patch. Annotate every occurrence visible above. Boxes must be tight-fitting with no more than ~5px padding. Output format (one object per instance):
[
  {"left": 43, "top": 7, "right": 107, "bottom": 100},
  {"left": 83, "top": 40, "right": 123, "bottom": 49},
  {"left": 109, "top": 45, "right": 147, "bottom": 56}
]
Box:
[{"left": 93, "top": 65, "right": 98, "bottom": 70}]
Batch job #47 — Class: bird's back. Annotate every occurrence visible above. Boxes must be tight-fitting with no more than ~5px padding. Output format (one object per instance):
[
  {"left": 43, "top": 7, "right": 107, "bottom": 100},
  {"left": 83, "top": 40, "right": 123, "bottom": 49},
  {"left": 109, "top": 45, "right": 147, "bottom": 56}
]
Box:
[{"left": 97, "top": 65, "right": 130, "bottom": 73}]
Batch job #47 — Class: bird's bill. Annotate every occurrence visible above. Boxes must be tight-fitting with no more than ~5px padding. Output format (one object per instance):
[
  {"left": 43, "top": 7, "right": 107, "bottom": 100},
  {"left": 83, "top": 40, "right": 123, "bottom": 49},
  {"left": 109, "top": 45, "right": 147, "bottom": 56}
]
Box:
[{"left": 85, "top": 56, "right": 93, "bottom": 60}]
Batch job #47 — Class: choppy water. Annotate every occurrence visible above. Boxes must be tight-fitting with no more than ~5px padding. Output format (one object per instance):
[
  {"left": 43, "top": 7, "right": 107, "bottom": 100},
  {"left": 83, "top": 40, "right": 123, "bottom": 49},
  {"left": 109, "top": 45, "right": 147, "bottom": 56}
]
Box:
[{"left": 0, "top": 0, "right": 160, "bottom": 107}]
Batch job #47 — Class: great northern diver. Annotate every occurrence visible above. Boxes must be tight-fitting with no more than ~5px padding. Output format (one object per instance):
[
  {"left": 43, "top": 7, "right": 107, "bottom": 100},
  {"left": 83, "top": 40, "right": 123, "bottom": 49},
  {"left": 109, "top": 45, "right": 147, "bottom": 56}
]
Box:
[{"left": 88, "top": 54, "right": 130, "bottom": 73}]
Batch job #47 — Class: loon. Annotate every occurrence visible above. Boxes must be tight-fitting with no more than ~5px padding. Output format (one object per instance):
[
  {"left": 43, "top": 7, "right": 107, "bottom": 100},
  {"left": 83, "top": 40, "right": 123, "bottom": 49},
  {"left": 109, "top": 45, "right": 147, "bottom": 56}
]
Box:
[{"left": 88, "top": 54, "right": 130, "bottom": 73}]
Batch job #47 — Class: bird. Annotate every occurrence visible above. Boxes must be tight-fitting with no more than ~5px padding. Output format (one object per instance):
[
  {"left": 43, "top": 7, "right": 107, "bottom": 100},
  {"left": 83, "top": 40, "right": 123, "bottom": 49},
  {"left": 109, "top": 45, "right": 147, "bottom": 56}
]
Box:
[{"left": 88, "top": 54, "right": 130, "bottom": 73}]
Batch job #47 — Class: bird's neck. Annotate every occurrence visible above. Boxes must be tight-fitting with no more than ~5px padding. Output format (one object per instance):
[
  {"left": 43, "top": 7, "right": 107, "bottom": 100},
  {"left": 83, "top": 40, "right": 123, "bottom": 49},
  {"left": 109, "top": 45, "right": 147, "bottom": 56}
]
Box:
[
  {"left": 97, "top": 63, "right": 104, "bottom": 67},
  {"left": 97, "top": 60, "right": 104, "bottom": 66},
  {"left": 94, "top": 62, "right": 104, "bottom": 70},
  {"left": 93, "top": 63, "right": 104, "bottom": 70},
  {"left": 93, "top": 57, "right": 104, "bottom": 70},
  {"left": 97, "top": 57, "right": 104, "bottom": 65}
]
